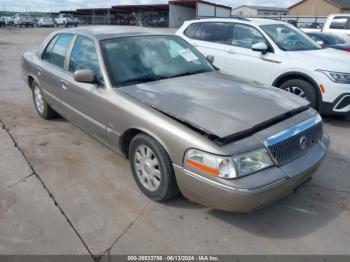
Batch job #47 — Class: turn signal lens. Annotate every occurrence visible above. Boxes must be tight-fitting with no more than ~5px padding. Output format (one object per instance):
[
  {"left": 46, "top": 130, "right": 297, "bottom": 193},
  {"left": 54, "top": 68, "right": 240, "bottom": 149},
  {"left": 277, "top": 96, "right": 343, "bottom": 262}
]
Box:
[{"left": 184, "top": 149, "right": 237, "bottom": 179}]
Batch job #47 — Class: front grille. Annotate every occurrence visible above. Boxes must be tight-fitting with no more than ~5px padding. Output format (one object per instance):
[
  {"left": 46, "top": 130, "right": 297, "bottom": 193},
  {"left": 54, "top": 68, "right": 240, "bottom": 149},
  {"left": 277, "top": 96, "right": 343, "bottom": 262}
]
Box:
[{"left": 267, "top": 122, "right": 323, "bottom": 166}]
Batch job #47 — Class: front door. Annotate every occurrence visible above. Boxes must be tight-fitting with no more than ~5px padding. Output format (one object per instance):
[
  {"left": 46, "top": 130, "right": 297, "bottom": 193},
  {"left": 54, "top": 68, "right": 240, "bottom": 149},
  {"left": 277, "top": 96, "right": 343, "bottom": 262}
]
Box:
[
  {"left": 223, "top": 23, "right": 275, "bottom": 84},
  {"left": 61, "top": 35, "right": 109, "bottom": 144}
]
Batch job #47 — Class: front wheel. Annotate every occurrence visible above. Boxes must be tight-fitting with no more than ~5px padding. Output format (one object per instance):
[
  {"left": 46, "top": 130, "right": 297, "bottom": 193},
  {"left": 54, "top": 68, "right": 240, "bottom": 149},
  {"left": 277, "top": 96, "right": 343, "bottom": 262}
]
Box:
[
  {"left": 129, "top": 134, "right": 179, "bottom": 201},
  {"left": 280, "top": 79, "right": 318, "bottom": 109}
]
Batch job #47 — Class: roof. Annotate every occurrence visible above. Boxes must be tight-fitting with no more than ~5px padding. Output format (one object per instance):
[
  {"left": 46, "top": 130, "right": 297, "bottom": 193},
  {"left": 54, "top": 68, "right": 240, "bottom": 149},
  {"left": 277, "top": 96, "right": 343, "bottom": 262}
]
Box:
[
  {"left": 232, "top": 5, "right": 288, "bottom": 12},
  {"left": 58, "top": 26, "right": 171, "bottom": 40},
  {"left": 289, "top": 0, "right": 350, "bottom": 9},
  {"left": 169, "top": 0, "right": 231, "bottom": 10},
  {"left": 188, "top": 17, "right": 286, "bottom": 26}
]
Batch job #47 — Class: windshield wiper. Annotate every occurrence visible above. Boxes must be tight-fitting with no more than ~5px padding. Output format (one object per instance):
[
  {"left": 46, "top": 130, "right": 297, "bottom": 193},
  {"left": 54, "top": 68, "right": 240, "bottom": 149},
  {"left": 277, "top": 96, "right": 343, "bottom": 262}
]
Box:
[
  {"left": 119, "top": 75, "right": 167, "bottom": 85},
  {"left": 168, "top": 69, "right": 209, "bottom": 79}
]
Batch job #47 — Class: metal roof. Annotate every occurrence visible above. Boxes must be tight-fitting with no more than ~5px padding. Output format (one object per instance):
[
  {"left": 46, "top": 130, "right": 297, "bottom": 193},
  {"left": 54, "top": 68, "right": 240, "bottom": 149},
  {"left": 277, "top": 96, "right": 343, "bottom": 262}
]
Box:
[
  {"left": 232, "top": 5, "right": 288, "bottom": 12},
  {"left": 289, "top": 0, "right": 350, "bottom": 9}
]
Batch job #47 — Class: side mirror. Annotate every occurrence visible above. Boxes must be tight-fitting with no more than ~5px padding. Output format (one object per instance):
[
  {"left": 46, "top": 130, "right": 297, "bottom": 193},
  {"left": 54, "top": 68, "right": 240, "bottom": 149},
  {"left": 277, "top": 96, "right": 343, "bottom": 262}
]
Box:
[
  {"left": 317, "top": 40, "right": 324, "bottom": 47},
  {"left": 74, "top": 69, "right": 95, "bottom": 83},
  {"left": 252, "top": 42, "right": 268, "bottom": 54},
  {"left": 206, "top": 55, "right": 215, "bottom": 64}
]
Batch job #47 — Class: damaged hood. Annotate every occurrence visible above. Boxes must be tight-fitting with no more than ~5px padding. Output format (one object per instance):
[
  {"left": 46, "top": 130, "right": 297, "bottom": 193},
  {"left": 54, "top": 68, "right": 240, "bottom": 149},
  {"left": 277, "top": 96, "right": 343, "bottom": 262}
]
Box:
[{"left": 119, "top": 71, "right": 309, "bottom": 138}]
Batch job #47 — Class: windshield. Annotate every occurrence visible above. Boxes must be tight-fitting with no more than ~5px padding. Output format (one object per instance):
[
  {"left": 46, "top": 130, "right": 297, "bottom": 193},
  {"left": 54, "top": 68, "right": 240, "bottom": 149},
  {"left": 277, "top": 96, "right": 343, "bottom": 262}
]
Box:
[
  {"left": 321, "top": 34, "right": 346, "bottom": 45},
  {"left": 261, "top": 24, "right": 322, "bottom": 51},
  {"left": 101, "top": 35, "right": 214, "bottom": 87}
]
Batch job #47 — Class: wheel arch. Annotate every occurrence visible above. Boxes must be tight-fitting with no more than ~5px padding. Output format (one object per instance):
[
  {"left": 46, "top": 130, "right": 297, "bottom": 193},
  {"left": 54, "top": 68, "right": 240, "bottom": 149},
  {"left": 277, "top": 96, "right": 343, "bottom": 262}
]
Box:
[
  {"left": 272, "top": 71, "right": 322, "bottom": 111},
  {"left": 27, "top": 73, "right": 39, "bottom": 90},
  {"left": 119, "top": 128, "right": 172, "bottom": 161}
]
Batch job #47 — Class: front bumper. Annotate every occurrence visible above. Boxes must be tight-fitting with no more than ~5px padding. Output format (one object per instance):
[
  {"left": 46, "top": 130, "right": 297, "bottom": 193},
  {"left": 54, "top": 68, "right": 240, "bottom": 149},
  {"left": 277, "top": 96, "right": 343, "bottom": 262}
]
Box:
[
  {"left": 316, "top": 72, "right": 350, "bottom": 115},
  {"left": 174, "top": 134, "right": 329, "bottom": 212}
]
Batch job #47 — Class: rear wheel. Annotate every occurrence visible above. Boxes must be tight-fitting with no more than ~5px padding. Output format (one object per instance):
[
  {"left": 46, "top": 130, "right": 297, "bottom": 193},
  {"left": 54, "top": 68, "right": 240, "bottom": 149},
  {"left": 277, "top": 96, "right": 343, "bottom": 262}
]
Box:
[
  {"left": 129, "top": 134, "right": 179, "bottom": 201},
  {"left": 31, "top": 81, "right": 58, "bottom": 119},
  {"left": 280, "top": 79, "right": 318, "bottom": 109}
]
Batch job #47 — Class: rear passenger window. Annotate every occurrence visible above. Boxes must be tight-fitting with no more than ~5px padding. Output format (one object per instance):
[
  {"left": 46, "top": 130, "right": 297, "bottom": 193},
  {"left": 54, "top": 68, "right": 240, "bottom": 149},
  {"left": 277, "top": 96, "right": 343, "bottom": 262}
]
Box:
[
  {"left": 193, "top": 23, "right": 230, "bottom": 44},
  {"left": 330, "top": 17, "right": 349, "bottom": 29},
  {"left": 184, "top": 23, "right": 201, "bottom": 38},
  {"left": 42, "top": 35, "right": 59, "bottom": 62},
  {"left": 42, "top": 33, "right": 74, "bottom": 69}
]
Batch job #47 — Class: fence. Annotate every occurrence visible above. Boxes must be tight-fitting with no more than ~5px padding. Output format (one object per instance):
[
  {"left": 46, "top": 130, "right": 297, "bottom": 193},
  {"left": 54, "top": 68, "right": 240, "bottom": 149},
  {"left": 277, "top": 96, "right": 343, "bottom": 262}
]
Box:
[{"left": 73, "top": 14, "right": 169, "bottom": 27}]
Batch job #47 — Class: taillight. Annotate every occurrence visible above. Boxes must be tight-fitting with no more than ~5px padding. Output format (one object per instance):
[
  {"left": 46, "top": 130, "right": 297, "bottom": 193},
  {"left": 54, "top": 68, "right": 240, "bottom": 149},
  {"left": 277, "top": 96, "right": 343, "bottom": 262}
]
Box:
[{"left": 345, "top": 49, "right": 350, "bottom": 52}]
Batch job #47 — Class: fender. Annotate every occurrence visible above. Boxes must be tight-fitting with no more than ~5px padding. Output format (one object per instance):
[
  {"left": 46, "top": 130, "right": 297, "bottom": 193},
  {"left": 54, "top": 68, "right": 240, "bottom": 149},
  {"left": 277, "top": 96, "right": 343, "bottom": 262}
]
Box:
[{"left": 272, "top": 71, "right": 322, "bottom": 111}]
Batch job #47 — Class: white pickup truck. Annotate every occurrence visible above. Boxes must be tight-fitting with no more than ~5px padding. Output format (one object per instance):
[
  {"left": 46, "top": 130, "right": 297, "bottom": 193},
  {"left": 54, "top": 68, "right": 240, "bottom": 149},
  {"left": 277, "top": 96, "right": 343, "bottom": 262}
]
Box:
[
  {"left": 55, "top": 14, "right": 78, "bottom": 27},
  {"left": 323, "top": 14, "right": 350, "bottom": 43},
  {"left": 300, "top": 14, "right": 350, "bottom": 43}
]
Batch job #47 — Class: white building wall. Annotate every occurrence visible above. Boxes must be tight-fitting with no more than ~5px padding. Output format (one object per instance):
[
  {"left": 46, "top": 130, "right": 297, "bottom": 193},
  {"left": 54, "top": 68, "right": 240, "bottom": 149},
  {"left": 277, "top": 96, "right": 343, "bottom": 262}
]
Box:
[
  {"left": 231, "top": 6, "right": 258, "bottom": 16},
  {"left": 197, "top": 2, "right": 215, "bottom": 17},
  {"left": 169, "top": 4, "right": 196, "bottom": 28},
  {"left": 216, "top": 7, "right": 231, "bottom": 17}
]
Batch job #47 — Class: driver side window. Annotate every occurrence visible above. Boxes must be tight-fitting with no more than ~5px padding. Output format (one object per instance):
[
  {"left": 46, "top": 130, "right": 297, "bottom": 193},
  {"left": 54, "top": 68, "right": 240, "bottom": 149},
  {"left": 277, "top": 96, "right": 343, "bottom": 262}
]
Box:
[
  {"left": 231, "top": 23, "right": 267, "bottom": 49},
  {"left": 68, "top": 36, "right": 102, "bottom": 81}
]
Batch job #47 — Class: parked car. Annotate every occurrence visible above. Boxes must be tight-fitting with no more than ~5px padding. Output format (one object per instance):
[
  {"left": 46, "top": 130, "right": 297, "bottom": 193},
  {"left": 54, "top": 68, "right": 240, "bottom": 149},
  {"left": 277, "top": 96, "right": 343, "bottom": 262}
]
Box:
[
  {"left": 323, "top": 14, "right": 350, "bottom": 43},
  {"left": 299, "top": 22, "right": 323, "bottom": 33},
  {"left": 55, "top": 14, "right": 77, "bottom": 27},
  {"left": 21, "top": 27, "right": 329, "bottom": 212},
  {"left": 177, "top": 18, "right": 350, "bottom": 116},
  {"left": 37, "top": 17, "right": 55, "bottom": 27},
  {"left": 14, "top": 13, "right": 34, "bottom": 27},
  {"left": 5, "top": 16, "right": 15, "bottom": 26},
  {"left": 0, "top": 17, "right": 5, "bottom": 28},
  {"left": 307, "top": 32, "right": 350, "bottom": 52}
]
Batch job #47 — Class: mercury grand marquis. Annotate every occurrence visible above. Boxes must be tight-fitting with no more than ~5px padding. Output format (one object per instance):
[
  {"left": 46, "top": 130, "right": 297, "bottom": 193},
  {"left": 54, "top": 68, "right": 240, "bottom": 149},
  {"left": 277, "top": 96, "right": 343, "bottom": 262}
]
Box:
[{"left": 21, "top": 27, "right": 329, "bottom": 212}]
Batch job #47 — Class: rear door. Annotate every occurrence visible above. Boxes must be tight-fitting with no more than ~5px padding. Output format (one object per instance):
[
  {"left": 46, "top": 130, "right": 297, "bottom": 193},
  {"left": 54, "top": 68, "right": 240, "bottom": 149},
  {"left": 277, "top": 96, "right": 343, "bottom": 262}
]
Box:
[{"left": 38, "top": 33, "right": 74, "bottom": 114}]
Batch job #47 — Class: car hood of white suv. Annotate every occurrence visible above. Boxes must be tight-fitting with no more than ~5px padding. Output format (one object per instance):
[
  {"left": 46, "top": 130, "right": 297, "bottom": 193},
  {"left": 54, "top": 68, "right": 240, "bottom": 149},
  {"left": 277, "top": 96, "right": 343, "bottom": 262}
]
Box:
[{"left": 287, "top": 48, "right": 350, "bottom": 72}]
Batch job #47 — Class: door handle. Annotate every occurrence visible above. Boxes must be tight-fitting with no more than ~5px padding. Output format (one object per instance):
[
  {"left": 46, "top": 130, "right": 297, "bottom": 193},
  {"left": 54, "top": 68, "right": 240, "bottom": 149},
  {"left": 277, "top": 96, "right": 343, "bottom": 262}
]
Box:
[
  {"left": 36, "top": 67, "right": 42, "bottom": 76},
  {"left": 227, "top": 49, "right": 236, "bottom": 54},
  {"left": 60, "top": 80, "right": 69, "bottom": 90}
]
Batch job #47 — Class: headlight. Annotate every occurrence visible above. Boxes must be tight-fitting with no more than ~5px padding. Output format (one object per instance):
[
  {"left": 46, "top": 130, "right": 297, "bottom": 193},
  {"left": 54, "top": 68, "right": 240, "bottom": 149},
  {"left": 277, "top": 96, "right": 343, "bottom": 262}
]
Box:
[
  {"left": 184, "top": 148, "right": 274, "bottom": 180},
  {"left": 231, "top": 148, "right": 274, "bottom": 177},
  {"left": 317, "top": 70, "right": 350, "bottom": 84}
]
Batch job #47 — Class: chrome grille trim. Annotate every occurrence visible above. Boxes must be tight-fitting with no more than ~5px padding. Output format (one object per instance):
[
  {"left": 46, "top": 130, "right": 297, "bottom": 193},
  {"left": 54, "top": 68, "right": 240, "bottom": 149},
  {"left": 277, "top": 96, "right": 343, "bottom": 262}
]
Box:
[{"left": 264, "top": 114, "right": 323, "bottom": 165}]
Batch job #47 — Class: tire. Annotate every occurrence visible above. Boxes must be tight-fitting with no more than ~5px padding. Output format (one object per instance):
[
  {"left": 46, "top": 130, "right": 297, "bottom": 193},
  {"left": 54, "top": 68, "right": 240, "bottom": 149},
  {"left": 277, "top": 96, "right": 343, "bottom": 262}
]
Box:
[
  {"left": 129, "top": 134, "right": 179, "bottom": 201},
  {"left": 279, "top": 79, "right": 318, "bottom": 109},
  {"left": 31, "top": 81, "right": 58, "bottom": 120}
]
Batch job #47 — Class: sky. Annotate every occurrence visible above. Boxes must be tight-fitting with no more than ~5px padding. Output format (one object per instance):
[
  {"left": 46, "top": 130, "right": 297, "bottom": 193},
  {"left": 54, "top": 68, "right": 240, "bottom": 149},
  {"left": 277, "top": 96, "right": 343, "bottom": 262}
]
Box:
[{"left": 1, "top": 0, "right": 301, "bottom": 13}]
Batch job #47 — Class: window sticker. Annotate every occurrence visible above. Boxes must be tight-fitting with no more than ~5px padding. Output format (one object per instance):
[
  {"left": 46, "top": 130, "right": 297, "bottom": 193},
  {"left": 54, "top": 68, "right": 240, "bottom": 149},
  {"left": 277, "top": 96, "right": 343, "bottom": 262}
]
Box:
[{"left": 179, "top": 48, "right": 199, "bottom": 62}]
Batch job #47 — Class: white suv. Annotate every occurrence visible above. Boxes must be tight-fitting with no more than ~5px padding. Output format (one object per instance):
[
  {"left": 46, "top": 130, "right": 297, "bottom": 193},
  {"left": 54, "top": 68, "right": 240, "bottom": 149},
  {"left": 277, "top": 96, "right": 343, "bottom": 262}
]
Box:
[{"left": 177, "top": 18, "right": 350, "bottom": 115}]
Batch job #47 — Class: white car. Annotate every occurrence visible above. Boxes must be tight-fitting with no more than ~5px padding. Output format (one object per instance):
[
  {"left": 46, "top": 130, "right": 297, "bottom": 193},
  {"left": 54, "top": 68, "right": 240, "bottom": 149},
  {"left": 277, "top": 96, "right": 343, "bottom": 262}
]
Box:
[
  {"left": 5, "top": 16, "right": 15, "bottom": 26},
  {"left": 37, "top": 17, "right": 54, "bottom": 27},
  {"left": 55, "top": 14, "right": 77, "bottom": 27},
  {"left": 14, "top": 13, "right": 34, "bottom": 27},
  {"left": 323, "top": 14, "right": 350, "bottom": 43},
  {"left": 177, "top": 18, "right": 350, "bottom": 115}
]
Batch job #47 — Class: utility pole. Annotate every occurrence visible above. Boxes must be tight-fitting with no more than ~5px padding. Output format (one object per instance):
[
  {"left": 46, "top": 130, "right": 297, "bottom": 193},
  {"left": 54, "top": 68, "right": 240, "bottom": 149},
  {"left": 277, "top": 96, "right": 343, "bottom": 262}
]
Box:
[{"left": 2, "top": 1, "right": 6, "bottom": 13}]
